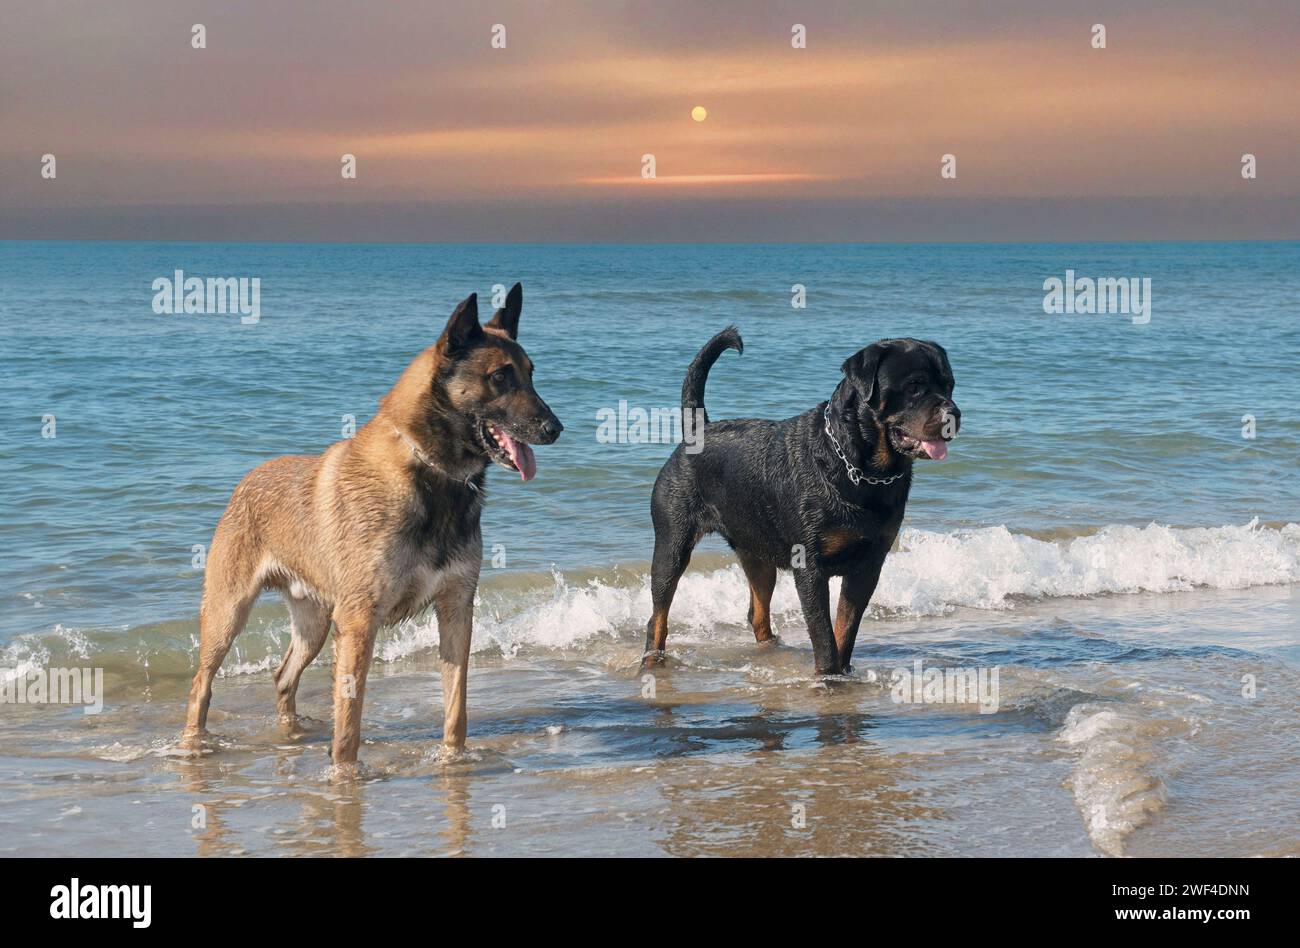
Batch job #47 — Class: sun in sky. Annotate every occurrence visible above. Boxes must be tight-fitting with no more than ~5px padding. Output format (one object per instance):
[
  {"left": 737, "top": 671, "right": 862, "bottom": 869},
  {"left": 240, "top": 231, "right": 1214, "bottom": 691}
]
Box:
[{"left": 691, "top": 105, "right": 707, "bottom": 122}]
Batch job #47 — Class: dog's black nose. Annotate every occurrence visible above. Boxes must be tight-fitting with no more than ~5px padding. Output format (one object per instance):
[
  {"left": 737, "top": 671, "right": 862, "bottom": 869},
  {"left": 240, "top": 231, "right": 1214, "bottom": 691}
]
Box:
[
  {"left": 540, "top": 417, "right": 563, "bottom": 441},
  {"left": 940, "top": 403, "right": 961, "bottom": 435}
]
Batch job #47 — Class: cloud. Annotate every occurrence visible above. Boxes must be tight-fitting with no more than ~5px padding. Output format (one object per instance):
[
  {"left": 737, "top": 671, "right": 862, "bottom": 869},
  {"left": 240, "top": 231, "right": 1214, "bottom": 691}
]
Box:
[{"left": 2, "top": 0, "right": 1297, "bottom": 238}]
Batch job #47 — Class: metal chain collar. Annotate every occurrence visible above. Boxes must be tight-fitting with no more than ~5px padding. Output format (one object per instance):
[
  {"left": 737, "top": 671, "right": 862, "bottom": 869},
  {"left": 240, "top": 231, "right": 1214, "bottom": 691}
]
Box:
[{"left": 822, "top": 404, "right": 906, "bottom": 487}]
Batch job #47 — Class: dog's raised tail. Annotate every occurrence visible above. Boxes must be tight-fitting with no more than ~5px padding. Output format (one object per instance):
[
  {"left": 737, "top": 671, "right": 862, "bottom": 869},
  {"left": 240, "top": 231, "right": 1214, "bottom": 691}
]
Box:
[{"left": 682, "top": 326, "right": 743, "bottom": 425}]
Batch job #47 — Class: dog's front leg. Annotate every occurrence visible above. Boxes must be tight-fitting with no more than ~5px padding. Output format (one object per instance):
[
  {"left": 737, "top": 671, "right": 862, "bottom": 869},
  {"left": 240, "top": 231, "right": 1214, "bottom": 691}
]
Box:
[
  {"left": 834, "top": 556, "right": 887, "bottom": 673},
  {"left": 435, "top": 575, "right": 477, "bottom": 751},
  {"left": 793, "top": 566, "right": 841, "bottom": 675},
  {"left": 331, "top": 602, "right": 378, "bottom": 768}
]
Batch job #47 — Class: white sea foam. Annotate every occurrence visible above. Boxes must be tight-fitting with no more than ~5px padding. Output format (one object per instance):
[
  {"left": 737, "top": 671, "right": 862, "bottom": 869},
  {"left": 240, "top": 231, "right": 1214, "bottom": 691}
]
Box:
[
  {"left": 1057, "top": 701, "right": 1190, "bottom": 856},
  {"left": 875, "top": 518, "right": 1300, "bottom": 611},
  {"left": 434, "top": 518, "right": 1300, "bottom": 660},
  {"left": 0, "top": 657, "right": 47, "bottom": 689},
  {"left": 5, "top": 520, "right": 1297, "bottom": 676}
]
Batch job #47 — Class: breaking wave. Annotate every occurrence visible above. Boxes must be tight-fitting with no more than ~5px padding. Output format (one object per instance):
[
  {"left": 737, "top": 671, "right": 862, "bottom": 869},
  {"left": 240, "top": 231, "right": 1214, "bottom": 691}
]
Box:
[{"left": 3, "top": 519, "right": 1296, "bottom": 684}]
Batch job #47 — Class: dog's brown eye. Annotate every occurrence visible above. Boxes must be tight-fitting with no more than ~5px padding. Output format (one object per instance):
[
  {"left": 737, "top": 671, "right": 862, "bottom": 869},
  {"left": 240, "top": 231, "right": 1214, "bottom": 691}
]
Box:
[{"left": 490, "top": 368, "right": 510, "bottom": 385}]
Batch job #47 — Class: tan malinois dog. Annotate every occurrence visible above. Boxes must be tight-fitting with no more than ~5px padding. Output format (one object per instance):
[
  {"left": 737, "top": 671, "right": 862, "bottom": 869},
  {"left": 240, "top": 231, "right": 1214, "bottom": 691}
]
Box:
[{"left": 182, "top": 284, "right": 561, "bottom": 767}]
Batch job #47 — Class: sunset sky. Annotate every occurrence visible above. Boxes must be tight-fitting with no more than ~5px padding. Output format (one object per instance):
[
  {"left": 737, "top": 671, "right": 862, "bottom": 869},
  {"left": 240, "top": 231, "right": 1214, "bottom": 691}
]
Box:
[{"left": 2, "top": 0, "right": 1297, "bottom": 241}]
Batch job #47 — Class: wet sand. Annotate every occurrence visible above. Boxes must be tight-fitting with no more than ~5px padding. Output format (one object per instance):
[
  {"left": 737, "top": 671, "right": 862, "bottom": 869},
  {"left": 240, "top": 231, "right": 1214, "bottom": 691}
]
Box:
[{"left": 2, "top": 582, "right": 1295, "bottom": 858}]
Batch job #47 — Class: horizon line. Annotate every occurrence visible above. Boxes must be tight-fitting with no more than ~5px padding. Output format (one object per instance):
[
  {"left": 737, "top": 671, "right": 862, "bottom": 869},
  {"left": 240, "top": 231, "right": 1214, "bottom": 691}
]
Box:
[{"left": 5, "top": 237, "right": 1298, "bottom": 247}]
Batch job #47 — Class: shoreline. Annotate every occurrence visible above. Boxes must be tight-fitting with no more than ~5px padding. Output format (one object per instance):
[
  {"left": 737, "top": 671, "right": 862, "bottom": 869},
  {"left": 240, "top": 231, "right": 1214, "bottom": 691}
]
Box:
[{"left": 2, "top": 582, "right": 1295, "bottom": 857}]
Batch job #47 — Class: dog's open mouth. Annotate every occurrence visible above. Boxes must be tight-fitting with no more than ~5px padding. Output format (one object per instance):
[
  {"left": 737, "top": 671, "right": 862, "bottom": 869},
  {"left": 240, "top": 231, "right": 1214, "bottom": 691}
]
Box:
[
  {"left": 479, "top": 421, "right": 537, "bottom": 481},
  {"left": 889, "top": 426, "right": 949, "bottom": 461}
]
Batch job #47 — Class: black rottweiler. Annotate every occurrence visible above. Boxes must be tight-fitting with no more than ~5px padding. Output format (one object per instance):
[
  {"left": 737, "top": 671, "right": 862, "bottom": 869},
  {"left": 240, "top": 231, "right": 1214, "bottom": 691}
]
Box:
[{"left": 642, "top": 327, "right": 959, "bottom": 675}]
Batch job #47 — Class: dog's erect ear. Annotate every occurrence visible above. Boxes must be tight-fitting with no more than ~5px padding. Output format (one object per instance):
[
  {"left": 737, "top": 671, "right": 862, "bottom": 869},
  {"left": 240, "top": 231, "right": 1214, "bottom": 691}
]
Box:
[
  {"left": 841, "top": 341, "right": 890, "bottom": 405},
  {"left": 485, "top": 282, "right": 522, "bottom": 340},
  {"left": 438, "top": 293, "right": 482, "bottom": 355},
  {"left": 924, "top": 340, "right": 955, "bottom": 390}
]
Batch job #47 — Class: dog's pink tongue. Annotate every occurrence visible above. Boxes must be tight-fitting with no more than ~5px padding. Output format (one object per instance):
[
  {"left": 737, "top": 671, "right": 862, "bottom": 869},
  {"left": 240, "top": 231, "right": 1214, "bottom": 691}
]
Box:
[
  {"left": 920, "top": 439, "right": 948, "bottom": 461},
  {"left": 504, "top": 436, "right": 537, "bottom": 482}
]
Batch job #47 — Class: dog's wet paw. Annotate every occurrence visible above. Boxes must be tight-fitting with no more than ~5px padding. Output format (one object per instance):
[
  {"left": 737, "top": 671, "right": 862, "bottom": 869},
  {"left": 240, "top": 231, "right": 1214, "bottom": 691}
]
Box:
[
  {"left": 277, "top": 713, "right": 326, "bottom": 740},
  {"left": 170, "top": 728, "right": 213, "bottom": 758},
  {"left": 323, "top": 759, "right": 377, "bottom": 782},
  {"left": 428, "top": 743, "right": 464, "bottom": 764},
  {"left": 637, "top": 651, "right": 668, "bottom": 673},
  {"left": 423, "top": 745, "right": 517, "bottom": 776}
]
